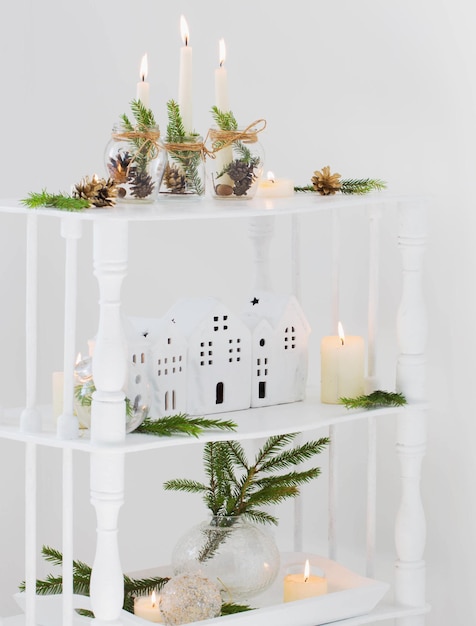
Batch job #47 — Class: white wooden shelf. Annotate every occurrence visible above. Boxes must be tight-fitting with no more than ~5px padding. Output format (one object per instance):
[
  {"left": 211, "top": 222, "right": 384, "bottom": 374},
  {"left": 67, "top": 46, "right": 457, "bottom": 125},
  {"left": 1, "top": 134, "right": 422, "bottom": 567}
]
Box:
[{"left": 0, "top": 193, "right": 428, "bottom": 626}]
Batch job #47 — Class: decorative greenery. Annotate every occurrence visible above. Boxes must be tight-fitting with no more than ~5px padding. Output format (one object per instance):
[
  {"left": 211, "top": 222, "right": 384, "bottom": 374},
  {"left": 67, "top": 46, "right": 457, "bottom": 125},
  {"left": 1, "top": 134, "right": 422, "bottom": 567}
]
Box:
[
  {"left": 19, "top": 545, "right": 252, "bottom": 617},
  {"left": 294, "top": 166, "right": 387, "bottom": 196},
  {"left": 165, "top": 99, "right": 203, "bottom": 194},
  {"left": 137, "top": 414, "right": 237, "bottom": 438},
  {"left": 120, "top": 99, "right": 158, "bottom": 174},
  {"left": 21, "top": 190, "right": 90, "bottom": 211},
  {"left": 340, "top": 390, "right": 407, "bottom": 409},
  {"left": 211, "top": 106, "right": 258, "bottom": 170},
  {"left": 165, "top": 433, "right": 330, "bottom": 526}
]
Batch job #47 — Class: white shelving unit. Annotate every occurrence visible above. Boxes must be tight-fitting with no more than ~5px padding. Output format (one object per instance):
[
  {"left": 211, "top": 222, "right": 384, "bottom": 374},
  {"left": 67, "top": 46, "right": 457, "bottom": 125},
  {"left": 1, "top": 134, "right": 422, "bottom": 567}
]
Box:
[{"left": 0, "top": 193, "right": 429, "bottom": 625}]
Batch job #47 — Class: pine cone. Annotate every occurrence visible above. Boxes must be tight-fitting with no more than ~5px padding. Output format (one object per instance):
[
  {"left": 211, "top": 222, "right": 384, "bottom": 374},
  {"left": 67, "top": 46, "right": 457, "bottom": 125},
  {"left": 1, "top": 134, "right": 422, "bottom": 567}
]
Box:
[
  {"left": 163, "top": 163, "right": 187, "bottom": 193},
  {"left": 129, "top": 169, "right": 155, "bottom": 199},
  {"left": 73, "top": 175, "right": 118, "bottom": 208},
  {"left": 227, "top": 160, "right": 252, "bottom": 182},
  {"left": 312, "top": 166, "right": 342, "bottom": 195},
  {"left": 107, "top": 152, "right": 133, "bottom": 184}
]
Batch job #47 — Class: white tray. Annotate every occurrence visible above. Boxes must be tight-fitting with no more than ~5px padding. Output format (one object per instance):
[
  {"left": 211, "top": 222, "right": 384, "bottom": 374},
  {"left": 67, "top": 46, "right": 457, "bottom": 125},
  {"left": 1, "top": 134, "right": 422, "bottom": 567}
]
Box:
[{"left": 14, "top": 552, "right": 389, "bottom": 626}]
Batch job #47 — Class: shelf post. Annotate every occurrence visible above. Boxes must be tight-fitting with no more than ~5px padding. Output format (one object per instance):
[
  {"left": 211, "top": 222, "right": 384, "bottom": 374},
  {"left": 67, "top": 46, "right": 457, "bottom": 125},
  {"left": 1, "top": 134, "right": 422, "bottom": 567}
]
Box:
[
  {"left": 89, "top": 219, "right": 128, "bottom": 623},
  {"left": 395, "top": 198, "right": 427, "bottom": 623},
  {"left": 248, "top": 215, "right": 275, "bottom": 292}
]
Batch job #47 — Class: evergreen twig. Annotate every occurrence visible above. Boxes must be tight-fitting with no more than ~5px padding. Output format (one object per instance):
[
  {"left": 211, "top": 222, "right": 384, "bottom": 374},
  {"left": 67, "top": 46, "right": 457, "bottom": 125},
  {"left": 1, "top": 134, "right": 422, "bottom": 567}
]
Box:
[
  {"left": 340, "top": 390, "right": 407, "bottom": 409},
  {"left": 165, "top": 99, "right": 203, "bottom": 194},
  {"left": 120, "top": 99, "right": 158, "bottom": 173},
  {"left": 294, "top": 178, "right": 387, "bottom": 195},
  {"left": 137, "top": 414, "right": 237, "bottom": 438},
  {"left": 21, "top": 190, "right": 90, "bottom": 211}
]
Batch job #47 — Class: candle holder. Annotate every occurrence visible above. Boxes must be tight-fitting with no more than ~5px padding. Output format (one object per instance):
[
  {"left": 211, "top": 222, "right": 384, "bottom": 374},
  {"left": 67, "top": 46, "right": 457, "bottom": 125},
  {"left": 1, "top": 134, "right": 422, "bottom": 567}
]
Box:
[
  {"left": 105, "top": 122, "right": 167, "bottom": 203},
  {"left": 283, "top": 561, "right": 327, "bottom": 602},
  {"left": 172, "top": 515, "right": 280, "bottom": 600},
  {"left": 208, "top": 123, "right": 265, "bottom": 200},
  {"left": 161, "top": 135, "right": 206, "bottom": 198}
]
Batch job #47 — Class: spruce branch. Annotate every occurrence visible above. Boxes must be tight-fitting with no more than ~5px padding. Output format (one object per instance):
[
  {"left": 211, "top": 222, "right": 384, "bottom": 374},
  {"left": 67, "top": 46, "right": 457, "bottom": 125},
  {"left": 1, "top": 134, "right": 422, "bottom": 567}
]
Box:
[
  {"left": 221, "top": 602, "right": 254, "bottom": 615},
  {"left": 340, "top": 178, "right": 387, "bottom": 194},
  {"left": 340, "top": 390, "right": 407, "bottom": 409},
  {"left": 136, "top": 414, "right": 237, "bottom": 438},
  {"left": 21, "top": 190, "right": 90, "bottom": 211},
  {"left": 211, "top": 106, "right": 238, "bottom": 131},
  {"left": 165, "top": 99, "right": 203, "bottom": 194},
  {"left": 120, "top": 99, "right": 159, "bottom": 174}
]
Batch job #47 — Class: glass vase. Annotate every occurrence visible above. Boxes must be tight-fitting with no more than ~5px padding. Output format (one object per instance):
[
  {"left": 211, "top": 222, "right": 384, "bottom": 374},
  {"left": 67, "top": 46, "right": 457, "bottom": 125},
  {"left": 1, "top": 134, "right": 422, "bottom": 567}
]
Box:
[
  {"left": 105, "top": 123, "right": 167, "bottom": 203},
  {"left": 208, "top": 125, "right": 264, "bottom": 200},
  {"left": 161, "top": 135, "right": 206, "bottom": 198},
  {"left": 171, "top": 515, "right": 280, "bottom": 600}
]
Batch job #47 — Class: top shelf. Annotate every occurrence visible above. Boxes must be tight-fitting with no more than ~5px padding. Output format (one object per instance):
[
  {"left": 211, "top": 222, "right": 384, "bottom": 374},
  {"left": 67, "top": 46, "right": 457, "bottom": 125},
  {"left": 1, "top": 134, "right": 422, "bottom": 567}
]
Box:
[{"left": 0, "top": 192, "right": 406, "bottom": 223}]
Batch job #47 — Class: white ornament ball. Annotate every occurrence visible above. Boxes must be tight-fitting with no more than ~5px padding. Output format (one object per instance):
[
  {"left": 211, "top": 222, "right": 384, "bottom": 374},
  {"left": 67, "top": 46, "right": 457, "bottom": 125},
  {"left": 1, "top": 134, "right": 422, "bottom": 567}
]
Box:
[{"left": 159, "top": 572, "right": 222, "bottom": 625}]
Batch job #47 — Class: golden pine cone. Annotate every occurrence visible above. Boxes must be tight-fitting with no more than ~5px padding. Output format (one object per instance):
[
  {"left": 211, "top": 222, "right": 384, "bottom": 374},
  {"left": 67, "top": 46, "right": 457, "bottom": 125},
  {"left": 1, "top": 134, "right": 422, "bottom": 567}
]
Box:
[
  {"left": 163, "top": 163, "right": 186, "bottom": 193},
  {"left": 73, "top": 175, "right": 118, "bottom": 207},
  {"left": 312, "top": 166, "right": 342, "bottom": 195}
]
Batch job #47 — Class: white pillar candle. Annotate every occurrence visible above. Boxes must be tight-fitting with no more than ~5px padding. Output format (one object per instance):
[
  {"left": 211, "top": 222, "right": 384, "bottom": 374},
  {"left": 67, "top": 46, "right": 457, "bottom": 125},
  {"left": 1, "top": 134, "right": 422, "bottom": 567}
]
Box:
[
  {"left": 257, "top": 171, "right": 294, "bottom": 198},
  {"left": 321, "top": 322, "right": 365, "bottom": 404},
  {"left": 136, "top": 53, "right": 150, "bottom": 109},
  {"left": 284, "top": 560, "right": 327, "bottom": 602},
  {"left": 178, "top": 15, "right": 193, "bottom": 135},
  {"left": 134, "top": 592, "right": 162, "bottom": 622}
]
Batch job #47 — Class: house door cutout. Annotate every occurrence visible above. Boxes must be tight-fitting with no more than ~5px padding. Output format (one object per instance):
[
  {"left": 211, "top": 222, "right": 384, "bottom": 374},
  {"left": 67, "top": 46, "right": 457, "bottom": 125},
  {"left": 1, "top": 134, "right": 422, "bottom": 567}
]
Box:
[
  {"left": 216, "top": 382, "right": 224, "bottom": 404},
  {"left": 259, "top": 381, "right": 266, "bottom": 399}
]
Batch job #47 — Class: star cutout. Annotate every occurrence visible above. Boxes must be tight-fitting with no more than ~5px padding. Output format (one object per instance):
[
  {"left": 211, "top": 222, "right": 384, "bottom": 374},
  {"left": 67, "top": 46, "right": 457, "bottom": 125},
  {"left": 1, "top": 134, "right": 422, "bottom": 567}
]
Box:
[{"left": 251, "top": 297, "right": 259, "bottom": 306}]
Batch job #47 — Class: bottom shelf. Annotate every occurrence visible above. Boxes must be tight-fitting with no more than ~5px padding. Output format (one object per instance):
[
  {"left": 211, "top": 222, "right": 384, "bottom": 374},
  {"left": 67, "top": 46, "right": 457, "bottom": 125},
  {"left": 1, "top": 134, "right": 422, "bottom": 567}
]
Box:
[{"left": 6, "top": 553, "right": 430, "bottom": 626}]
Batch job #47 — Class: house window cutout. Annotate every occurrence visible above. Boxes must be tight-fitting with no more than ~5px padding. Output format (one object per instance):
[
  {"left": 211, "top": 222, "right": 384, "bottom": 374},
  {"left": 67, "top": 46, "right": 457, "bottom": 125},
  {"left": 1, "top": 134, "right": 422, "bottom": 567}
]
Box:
[
  {"left": 132, "top": 354, "right": 136, "bottom": 364},
  {"left": 259, "top": 381, "right": 266, "bottom": 399},
  {"left": 172, "top": 390, "right": 176, "bottom": 410},
  {"left": 141, "top": 353, "right": 145, "bottom": 364},
  {"left": 216, "top": 382, "right": 224, "bottom": 404},
  {"left": 165, "top": 391, "right": 169, "bottom": 411},
  {"left": 260, "top": 338, "right": 265, "bottom": 347},
  {"left": 167, "top": 337, "right": 171, "bottom": 344}
]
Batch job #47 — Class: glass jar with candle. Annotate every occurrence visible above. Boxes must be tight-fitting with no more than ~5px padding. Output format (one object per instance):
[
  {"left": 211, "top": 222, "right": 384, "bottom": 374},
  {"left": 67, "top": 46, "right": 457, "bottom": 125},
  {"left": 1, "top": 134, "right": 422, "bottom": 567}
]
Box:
[
  {"left": 105, "top": 123, "right": 167, "bottom": 203},
  {"left": 208, "top": 123, "right": 265, "bottom": 200},
  {"left": 161, "top": 135, "right": 206, "bottom": 198},
  {"left": 171, "top": 515, "right": 280, "bottom": 600}
]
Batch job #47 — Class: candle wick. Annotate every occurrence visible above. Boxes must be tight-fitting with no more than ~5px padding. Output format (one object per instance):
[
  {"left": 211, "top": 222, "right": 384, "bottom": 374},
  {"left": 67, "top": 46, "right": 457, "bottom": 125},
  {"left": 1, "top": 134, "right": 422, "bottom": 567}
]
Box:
[
  {"left": 340, "top": 337, "right": 344, "bottom": 346},
  {"left": 304, "top": 576, "right": 309, "bottom": 583}
]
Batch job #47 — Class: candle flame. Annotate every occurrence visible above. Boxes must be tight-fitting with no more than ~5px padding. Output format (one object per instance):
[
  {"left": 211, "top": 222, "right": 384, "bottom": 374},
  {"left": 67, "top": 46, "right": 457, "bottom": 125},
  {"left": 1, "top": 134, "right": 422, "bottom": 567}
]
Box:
[
  {"left": 75, "top": 352, "right": 82, "bottom": 365},
  {"left": 139, "top": 53, "right": 148, "bottom": 82},
  {"left": 180, "top": 15, "right": 189, "bottom": 46},
  {"left": 219, "top": 38, "right": 226, "bottom": 66},
  {"left": 266, "top": 171, "right": 276, "bottom": 183},
  {"left": 338, "top": 321, "right": 345, "bottom": 346},
  {"left": 151, "top": 590, "right": 157, "bottom": 607},
  {"left": 304, "top": 559, "right": 310, "bottom": 582}
]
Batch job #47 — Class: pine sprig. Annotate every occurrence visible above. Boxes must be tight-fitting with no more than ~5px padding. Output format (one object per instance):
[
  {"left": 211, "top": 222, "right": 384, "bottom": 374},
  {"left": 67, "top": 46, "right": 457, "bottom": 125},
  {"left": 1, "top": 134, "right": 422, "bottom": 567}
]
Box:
[
  {"left": 21, "top": 190, "right": 90, "bottom": 211},
  {"left": 165, "top": 99, "right": 203, "bottom": 194},
  {"left": 340, "top": 178, "right": 387, "bottom": 194},
  {"left": 120, "top": 99, "right": 158, "bottom": 173},
  {"left": 211, "top": 106, "right": 257, "bottom": 173},
  {"left": 340, "top": 390, "right": 407, "bottom": 409},
  {"left": 136, "top": 414, "right": 237, "bottom": 438},
  {"left": 211, "top": 106, "right": 238, "bottom": 131},
  {"left": 221, "top": 602, "right": 254, "bottom": 615}
]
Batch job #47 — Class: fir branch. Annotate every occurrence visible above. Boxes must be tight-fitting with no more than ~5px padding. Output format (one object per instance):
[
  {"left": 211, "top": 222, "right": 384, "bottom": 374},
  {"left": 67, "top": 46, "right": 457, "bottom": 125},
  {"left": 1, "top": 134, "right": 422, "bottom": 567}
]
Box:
[
  {"left": 166, "top": 100, "right": 187, "bottom": 142},
  {"left": 340, "top": 390, "right": 407, "bottom": 409},
  {"left": 163, "top": 478, "right": 209, "bottom": 494},
  {"left": 123, "top": 573, "right": 169, "bottom": 596},
  {"left": 21, "top": 190, "right": 90, "bottom": 211},
  {"left": 165, "top": 99, "right": 203, "bottom": 194},
  {"left": 120, "top": 99, "right": 158, "bottom": 173},
  {"left": 294, "top": 185, "right": 315, "bottom": 193},
  {"left": 221, "top": 602, "right": 254, "bottom": 615},
  {"left": 136, "top": 414, "right": 237, "bottom": 438},
  {"left": 211, "top": 106, "right": 238, "bottom": 131},
  {"left": 340, "top": 178, "right": 387, "bottom": 194}
]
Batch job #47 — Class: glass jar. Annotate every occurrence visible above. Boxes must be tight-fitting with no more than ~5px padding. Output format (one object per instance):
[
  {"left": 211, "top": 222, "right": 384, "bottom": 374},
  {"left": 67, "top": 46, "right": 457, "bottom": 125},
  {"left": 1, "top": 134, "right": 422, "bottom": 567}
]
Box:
[
  {"left": 105, "top": 123, "right": 167, "bottom": 203},
  {"left": 161, "top": 135, "right": 206, "bottom": 198},
  {"left": 171, "top": 515, "right": 280, "bottom": 600},
  {"left": 208, "top": 125, "right": 264, "bottom": 200}
]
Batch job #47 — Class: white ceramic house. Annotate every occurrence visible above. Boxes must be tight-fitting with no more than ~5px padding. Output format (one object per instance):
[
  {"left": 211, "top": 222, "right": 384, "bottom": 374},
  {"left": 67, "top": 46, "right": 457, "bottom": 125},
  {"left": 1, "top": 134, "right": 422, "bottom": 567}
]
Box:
[
  {"left": 127, "top": 316, "right": 188, "bottom": 418},
  {"left": 122, "top": 315, "right": 151, "bottom": 416},
  {"left": 241, "top": 291, "right": 311, "bottom": 407},
  {"left": 163, "top": 296, "right": 252, "bottom": 416}
]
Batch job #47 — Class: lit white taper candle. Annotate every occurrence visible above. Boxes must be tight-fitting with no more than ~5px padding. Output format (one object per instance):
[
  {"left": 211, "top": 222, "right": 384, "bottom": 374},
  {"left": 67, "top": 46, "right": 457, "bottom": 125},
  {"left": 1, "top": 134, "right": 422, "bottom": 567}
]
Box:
[
  {"left": 178, "top": 15, "right": 193, "bottom": 134},
  {"left": 136, "top": 53, "right": 150, "bottom": 108},
  {"left": 213, "top": 38, "right": 233, "bottom": 188}
]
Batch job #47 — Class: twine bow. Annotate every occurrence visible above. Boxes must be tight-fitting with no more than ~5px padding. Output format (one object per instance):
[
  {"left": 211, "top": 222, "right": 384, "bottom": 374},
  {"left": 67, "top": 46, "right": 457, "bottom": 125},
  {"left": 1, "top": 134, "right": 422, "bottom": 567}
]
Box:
[
  {"left": 112, "top": 128, "right": 162, "bottom": 165},
  {"left": 208, "top": 119, "right": 267, "bottom": 157}
]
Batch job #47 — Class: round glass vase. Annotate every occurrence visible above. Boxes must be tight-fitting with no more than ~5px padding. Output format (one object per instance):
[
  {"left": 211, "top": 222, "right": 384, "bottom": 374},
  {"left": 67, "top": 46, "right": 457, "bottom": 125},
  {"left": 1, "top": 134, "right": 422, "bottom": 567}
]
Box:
[
  {"left": 171, "top": 515, "right": 280, "bottom": 600},
  {"left": 105, "top": 124, "right": 167, "bottom": 203},
  {"left": 161, "top": 135, "right": 206, "bottom": 198},
  {"left": 208, "top": 126, "right": 264, "bottom": 200}
]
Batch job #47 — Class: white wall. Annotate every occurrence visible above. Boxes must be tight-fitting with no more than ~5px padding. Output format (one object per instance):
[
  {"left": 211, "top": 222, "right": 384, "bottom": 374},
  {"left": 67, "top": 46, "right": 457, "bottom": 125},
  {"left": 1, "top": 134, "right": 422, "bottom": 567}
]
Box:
[{"left": 0, "top": 0, "right": 475, "bottom": 623}]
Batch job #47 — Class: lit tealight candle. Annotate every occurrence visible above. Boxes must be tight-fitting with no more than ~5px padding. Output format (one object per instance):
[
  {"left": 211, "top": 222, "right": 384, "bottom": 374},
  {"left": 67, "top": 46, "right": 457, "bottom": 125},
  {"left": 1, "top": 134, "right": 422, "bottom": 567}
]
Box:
[
  {"left": 284, "top": 559, "right": 327, "bottom": 602},
  {"left": 257, "top": 171, "right": 294, "bottom": 198},
  {"left": 178, "top": 15, "right": 193, "bottom": 134},
  {"left": 320, "top": 322, "right": 365, "bottom": 404},
  {"left": 134, "top": 590, "right": 162, "bottom": 623},
  {"left": 136, "top": 53, "right": 150, "bottom": 109}
]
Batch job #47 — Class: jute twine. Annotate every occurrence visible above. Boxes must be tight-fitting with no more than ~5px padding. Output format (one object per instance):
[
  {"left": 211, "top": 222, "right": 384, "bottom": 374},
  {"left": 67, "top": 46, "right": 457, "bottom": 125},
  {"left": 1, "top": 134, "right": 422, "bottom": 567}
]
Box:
[
  {"left": 208, "top": 119, "right": 267, "bottom": 157},
  {"left": 112, "top": 129, "right": 162, "bottom": 164},
  {"left": 164, "top": 138, "right": 211, "bottom": 161}
]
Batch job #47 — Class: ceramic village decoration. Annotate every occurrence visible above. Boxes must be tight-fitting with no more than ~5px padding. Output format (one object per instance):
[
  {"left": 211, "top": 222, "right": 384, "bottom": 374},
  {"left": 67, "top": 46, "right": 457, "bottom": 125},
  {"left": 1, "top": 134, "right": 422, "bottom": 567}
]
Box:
[{"left": 125, "top": 292, "right": 310, "bottom": 419}]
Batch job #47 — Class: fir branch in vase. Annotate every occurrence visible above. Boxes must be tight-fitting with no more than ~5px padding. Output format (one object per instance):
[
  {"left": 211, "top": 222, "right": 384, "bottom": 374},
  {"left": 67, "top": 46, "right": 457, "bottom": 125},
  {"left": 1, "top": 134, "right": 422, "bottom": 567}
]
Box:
[
  {"left": 340, "top": 390, "right": 407, "bottom": 409},
  {"left": 164, "top": 433, "right": 330, "bottom": 562},
  {"left": 164, "top": 99, "right": 203, "bottom": 195}
]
